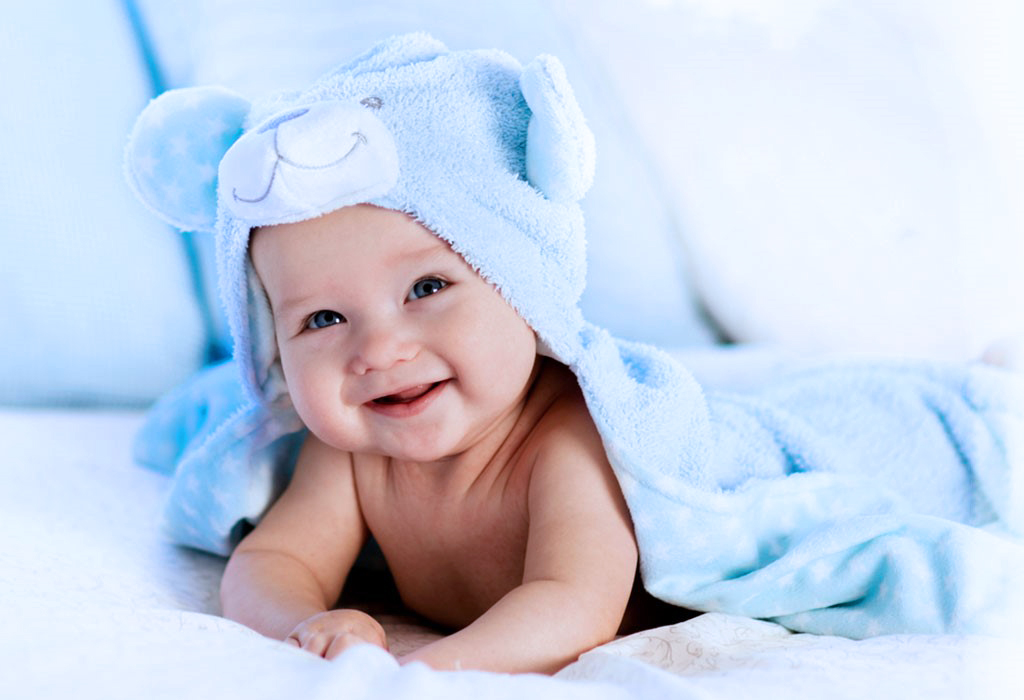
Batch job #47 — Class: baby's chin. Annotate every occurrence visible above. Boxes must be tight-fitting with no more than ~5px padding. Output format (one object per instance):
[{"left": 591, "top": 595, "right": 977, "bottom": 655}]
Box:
[
  {"left": 373, "top": 440, "right": 467, "bottom": 467},
  {"left": 313, "top": 431, "right": 465, "bottom": 467},
  {"left": 296, "top": 403, "right": 478, "bottom": 466}
]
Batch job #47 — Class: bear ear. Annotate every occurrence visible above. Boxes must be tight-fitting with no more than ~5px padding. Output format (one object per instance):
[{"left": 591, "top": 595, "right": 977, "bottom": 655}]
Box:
[
  {"left": 125, "top": 87, "right": 251, "bottom": 232},
  {"left": 520, "top": 55, "right": 595, "bottom": 203}
]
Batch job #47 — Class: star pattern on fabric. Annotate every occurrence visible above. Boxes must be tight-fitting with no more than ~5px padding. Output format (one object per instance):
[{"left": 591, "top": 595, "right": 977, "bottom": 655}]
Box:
[{"left": 127, "top": 87, "right": 250, "bottom": 231}]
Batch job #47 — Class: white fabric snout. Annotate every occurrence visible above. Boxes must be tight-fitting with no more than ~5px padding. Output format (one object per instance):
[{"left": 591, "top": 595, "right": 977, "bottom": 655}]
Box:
[{"left": 218, "top": 101, "right": 400, "bottom": 225}]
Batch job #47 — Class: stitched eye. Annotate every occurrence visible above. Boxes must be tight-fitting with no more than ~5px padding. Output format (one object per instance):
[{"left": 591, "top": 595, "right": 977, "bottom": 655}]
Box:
[
  {"left": 306, "top": 310, "right": 345, "bottom": 330},
  {"left": 407, "top": 277, "right": 447, "bottom": 301},
  {"left": 360, "top": 96, "right": 383, "bottom": 110}
]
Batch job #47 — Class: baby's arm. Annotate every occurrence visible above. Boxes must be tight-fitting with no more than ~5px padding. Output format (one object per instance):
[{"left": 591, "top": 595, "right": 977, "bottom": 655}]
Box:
[
  {"left": 220, "top": 434, "right": 384, "bottom": 657},
  {"left": 400, "top": 399, "right": 638, "bottom": 673}
]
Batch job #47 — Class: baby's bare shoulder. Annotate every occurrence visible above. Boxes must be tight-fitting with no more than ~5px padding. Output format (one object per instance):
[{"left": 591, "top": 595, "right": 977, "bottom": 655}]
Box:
[
  {"left": 521, "top": 366, "right": 637, "bottom": 607},
  {"left": 520, "top": 369, "right": 614, "bottom": 509},
  {"left": 528, "top": 364, "right": 603, "bottom": 454}
]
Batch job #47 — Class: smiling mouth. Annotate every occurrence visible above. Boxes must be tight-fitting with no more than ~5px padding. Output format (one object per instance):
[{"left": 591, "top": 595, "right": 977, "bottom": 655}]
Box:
[
  {"left": 372, "top": 381, "right": 443, "bottom": 405},
  {"left": 365, "top": 380, "right": 447, "bottom": 419}
]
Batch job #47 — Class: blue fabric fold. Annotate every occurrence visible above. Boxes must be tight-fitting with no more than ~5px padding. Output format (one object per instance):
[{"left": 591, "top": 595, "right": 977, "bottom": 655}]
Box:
[
  {"left": 602, "top": 352, "right": 1023, "bottom": 638},
  {"left": 134, "top": 360, "right": 305, "bottom": 552}
]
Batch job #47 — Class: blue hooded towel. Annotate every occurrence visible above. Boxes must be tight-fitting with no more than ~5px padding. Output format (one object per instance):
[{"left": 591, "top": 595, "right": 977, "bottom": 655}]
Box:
[{"left": 125, "top": 33, "right": 1024, "bottom": 639}]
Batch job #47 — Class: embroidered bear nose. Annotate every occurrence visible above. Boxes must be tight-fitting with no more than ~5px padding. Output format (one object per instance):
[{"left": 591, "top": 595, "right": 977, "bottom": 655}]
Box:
[{"left": 219, "top": 100, "right": 400, "bottom": 225}]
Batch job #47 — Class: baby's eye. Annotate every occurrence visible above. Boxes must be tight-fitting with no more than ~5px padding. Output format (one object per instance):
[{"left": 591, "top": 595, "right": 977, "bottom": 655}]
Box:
[
  {"left": 305, "top": 310, "right": 345, "bottom": 330},
  {"left": 407, "top": 277, "right": 448, "bottom": 301}
]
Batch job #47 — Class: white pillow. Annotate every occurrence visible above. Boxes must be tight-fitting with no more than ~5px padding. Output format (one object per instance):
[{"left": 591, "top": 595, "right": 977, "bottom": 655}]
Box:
[
  {"left": 561, "top": 0, "right": 1024, "bottom": 362},
  {"left": 0, "top": 1, "right": 207, "bottom": 405},
  {"left": 183, "top": 0, "right": 718, "bottom": 348}
]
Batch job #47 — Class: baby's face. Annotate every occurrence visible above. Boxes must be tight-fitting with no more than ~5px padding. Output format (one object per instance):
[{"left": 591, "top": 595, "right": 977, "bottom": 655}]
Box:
[{"left": 251, "top": 204, "right": 539, "bottom": 463}]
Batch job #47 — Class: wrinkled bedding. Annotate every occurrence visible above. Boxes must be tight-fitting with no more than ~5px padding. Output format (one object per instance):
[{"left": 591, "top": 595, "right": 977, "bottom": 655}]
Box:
[{"left": 2, "top": 407, "right": 1019, "bottom": 699}]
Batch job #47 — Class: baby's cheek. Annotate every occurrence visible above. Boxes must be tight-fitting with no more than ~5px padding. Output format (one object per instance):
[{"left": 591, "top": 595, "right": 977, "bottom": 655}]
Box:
[
  {"left": 277, "top": 363, "right": 322, "bottom": 427},
  {"left": 481, "top": 336, "right": 539, "bottom": 404}
]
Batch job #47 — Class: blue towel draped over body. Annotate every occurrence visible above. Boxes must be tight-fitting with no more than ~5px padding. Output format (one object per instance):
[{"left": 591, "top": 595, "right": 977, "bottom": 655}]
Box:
[{"left": 601, "top": 351, "right": 1023, "bottom": 639}]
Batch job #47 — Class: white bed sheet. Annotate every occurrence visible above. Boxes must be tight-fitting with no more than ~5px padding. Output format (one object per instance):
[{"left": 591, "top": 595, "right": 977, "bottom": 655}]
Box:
[{"left": 1, "top": 409, "right": 1018, "bottom": 699}]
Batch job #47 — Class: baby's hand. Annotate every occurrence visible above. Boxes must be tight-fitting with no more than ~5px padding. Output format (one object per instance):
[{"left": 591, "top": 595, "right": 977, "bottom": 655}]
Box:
[{"left": 286, "top": 609, "right": 388, "bottom": 659}]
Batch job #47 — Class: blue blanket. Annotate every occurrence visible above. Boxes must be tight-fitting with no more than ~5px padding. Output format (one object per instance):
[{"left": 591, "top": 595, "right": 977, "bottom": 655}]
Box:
[{"left": 610, "top": 355, "right": 1024, "bottom": 638}]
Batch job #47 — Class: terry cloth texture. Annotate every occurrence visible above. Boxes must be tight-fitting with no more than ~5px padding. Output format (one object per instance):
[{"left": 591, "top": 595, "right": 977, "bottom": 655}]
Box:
[{"left": 126, "top": 33, "right": 1024, "bottom": 639}]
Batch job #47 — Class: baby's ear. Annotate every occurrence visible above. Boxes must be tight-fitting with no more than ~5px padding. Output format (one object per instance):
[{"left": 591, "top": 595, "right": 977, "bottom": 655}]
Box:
[
  {"left": 520, "top": 55, "right": 595, "bottom": 203},
  {"left": 125, "top": 87, "right": 251, "bottom": 232}
]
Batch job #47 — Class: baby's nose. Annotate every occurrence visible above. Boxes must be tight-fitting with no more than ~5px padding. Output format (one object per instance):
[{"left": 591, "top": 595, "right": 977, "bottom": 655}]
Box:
[{"left": 347, "top": 322, "right": 418, "bottom": 375}]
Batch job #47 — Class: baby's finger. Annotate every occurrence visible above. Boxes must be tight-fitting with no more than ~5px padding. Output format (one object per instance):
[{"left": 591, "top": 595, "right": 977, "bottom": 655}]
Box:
[
  {"left": 284, "top": 636, "right": 300, "bottom": 648},
  {"left": 298, "top": 632, "right": 331, "bottom": 658},
  {"left": 324, "top": 632, "right": 379, "bottom": 660},
  {"left": 363, "top": 619, "right": 389, "bottom": 651},
  {"left": 286, "top": 630, "right": 325, "bottom": 659}
]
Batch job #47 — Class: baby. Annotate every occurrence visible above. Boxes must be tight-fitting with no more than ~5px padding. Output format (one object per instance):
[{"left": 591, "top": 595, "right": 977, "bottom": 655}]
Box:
[
  {"left": 125, "top": 32, "right": 673, "bottom": 673},
  {"left": 224, "top": 202, "right": 646, "bottom": 672},
  {"left": 126, "top": 32, "right": 1024, "bottom": 675}
]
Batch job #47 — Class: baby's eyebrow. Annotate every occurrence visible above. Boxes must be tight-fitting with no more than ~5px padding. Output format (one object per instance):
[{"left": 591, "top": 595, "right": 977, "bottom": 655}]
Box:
[
  {"left": 414, "top": 243, "right": 458, "bottom": 268},
  {"left": 383, "top": 237, "right": 463, "bottom": 276},
  {"left": 399, "top": 234, "right": 452, "bottom": 261}
]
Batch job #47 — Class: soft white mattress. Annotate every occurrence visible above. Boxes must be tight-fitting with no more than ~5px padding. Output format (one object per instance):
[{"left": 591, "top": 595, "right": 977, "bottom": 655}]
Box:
[{"left": 1, "top": 409, "right": 1018, "bottom": 699}]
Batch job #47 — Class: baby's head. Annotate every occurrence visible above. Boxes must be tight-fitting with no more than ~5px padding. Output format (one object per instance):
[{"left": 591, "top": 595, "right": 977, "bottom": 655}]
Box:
[
  {"left": 126, "top": 33, "right": 596, "bottom": 414},
  {"left": 249, "top": 203, "right": 538, "bottom": 461}
]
